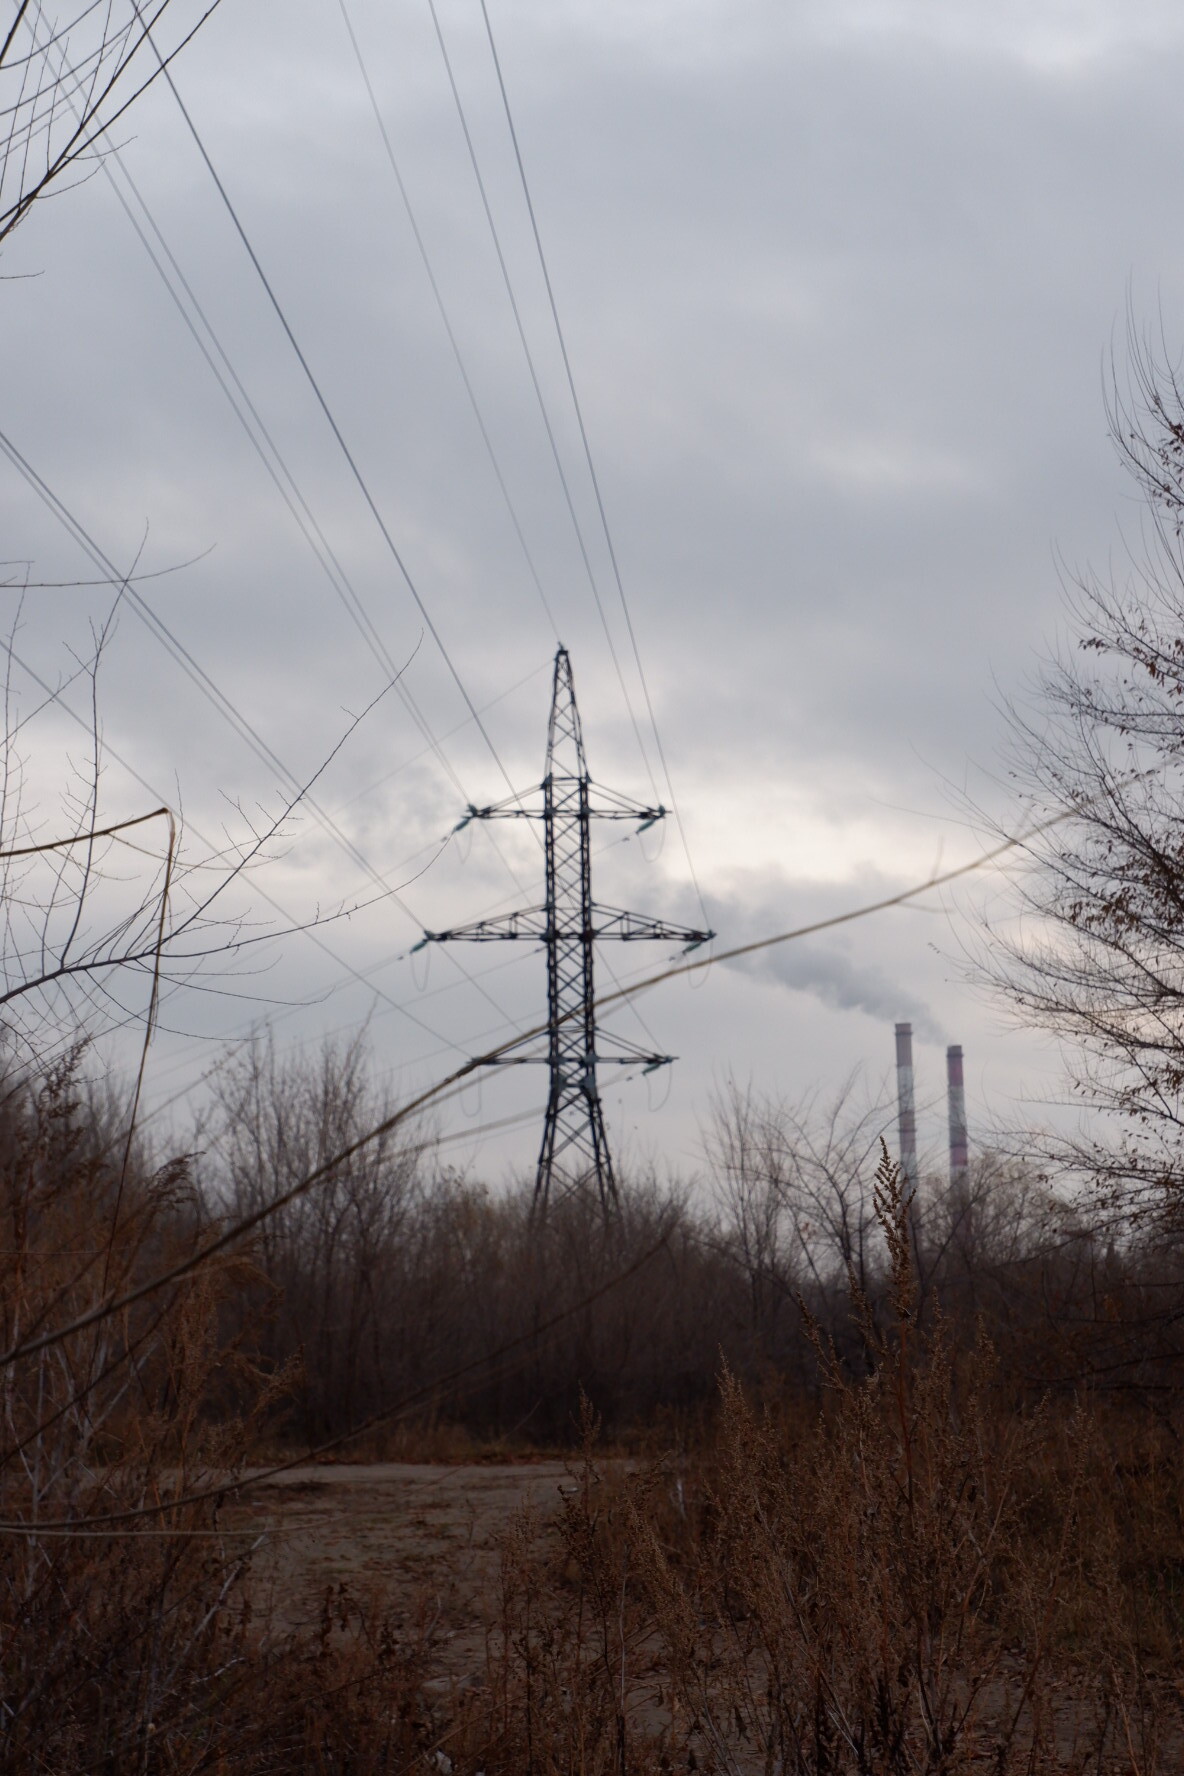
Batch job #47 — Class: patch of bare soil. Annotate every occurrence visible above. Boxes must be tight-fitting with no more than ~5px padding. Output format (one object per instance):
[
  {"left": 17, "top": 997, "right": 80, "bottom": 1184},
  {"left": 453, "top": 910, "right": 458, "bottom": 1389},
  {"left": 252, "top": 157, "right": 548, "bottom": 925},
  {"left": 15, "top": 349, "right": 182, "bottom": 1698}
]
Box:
[
  {"left": 232, "top": 1461, "right": 570, "bottom": 1680},
  {"left": 226, "top": 1459, "right": 1184, "bottom": 1772}
]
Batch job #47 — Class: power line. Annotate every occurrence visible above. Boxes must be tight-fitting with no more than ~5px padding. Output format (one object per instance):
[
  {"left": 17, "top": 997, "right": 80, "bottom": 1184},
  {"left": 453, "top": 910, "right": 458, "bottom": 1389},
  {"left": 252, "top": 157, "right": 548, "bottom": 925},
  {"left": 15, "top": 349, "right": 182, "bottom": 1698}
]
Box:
[
  {"left": 1, "top": 637, "right": 462, "bottom": 1054},
  {"left": 476, "top": 0, "right": 710, "bottom": 930},
  {"left": 333, "top": 0, "right": 559, "bottom": 641},
  {"left": 414, "top": 2, "right": 707, "bottom": 1068},
  {"left": 129, "top": 4, "right": 673, "bottom": 1067},
  {"left": 103, "top": 10, "right": 613, "bottom": 1058},
  {"left": 421, "top": 0, "right": 663, "bottom": 806},
  {"left": 412, "top": 1, "right": 678, "bottom": 1048},
  {"left": 24, "top": 8, "right": 687, "bottom": 1078},
  {"left": 14, "top": 7, "right": 547, "bottom": 1046},
  {"left": 30, "top": 5, "right": 531, "bottom": 860},
  {"left": 136, "top": 18, "right": 534, "bottom": 828}
]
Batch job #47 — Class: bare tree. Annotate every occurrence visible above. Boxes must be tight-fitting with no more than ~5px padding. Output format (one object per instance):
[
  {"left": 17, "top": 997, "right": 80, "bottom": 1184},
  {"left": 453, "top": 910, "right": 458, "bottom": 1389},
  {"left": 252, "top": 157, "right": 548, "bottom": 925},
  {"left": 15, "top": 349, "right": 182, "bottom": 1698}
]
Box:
[
  {"left": 985, "top": 329, "right": 1184, "bottom": 1222},
  {"left": 0, "top": 0, "right": 222, "bottom": 252},
  {"left": 708, "top": 1075, "right": 891, "bottom": 1340},
  {"left": 0, "top": 1047, "right": 287, "bottom": 1769},
  {"left": 0, "top": 623, "right": 391, "bottom": 1075},
  {"left": 211, "top": 1032, "right": 429, "bottom": 1440}
]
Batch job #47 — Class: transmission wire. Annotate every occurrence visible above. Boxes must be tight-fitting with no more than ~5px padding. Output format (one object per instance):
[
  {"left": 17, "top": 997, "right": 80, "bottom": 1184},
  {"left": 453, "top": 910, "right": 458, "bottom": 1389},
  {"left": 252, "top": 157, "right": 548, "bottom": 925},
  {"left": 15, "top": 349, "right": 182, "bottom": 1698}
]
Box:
[
  {"left": 417, "top": 0, "right": 669, "bottom": 1046},
  {"left": 134, "top": 16, "right": 536, "bottom": 830},
  {"left": 421, "top": 0, "right": 663, "bottom": 807},
  {"left": 477, "top": 0, "right": 711, "bottom": 931},
  {"left": 333, "top": 0, "right": 559, "bottom": 641},
  {"left": 1, "top": 638, "right": 463, "bottom": 1054},
  {"left": 135, "top": 2, "right": 666, "bottom": 1059},
  {"left": 119, "top": 9, "right": 605, "bottom": 1054},
  {"left": 17, "top": 7, "right": 540, "bottom": 1035}
]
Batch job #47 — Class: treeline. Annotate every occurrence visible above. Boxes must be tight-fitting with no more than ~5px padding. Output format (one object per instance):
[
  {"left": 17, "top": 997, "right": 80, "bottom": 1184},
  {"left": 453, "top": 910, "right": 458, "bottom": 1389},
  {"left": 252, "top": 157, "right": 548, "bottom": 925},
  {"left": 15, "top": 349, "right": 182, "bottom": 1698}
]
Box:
[
  {"left": 6, "top": 1048, "right": 1184, "bottom": 1770},
  {"left": 6, "top": 1044, "right": 1184, "bottom": 1768},
  {"left": 196, "top": 1037, "right": 1184, "bottom": 1447},
  {"left": 8, "top": 1036, "right": 1184, "bottom": 1463}
]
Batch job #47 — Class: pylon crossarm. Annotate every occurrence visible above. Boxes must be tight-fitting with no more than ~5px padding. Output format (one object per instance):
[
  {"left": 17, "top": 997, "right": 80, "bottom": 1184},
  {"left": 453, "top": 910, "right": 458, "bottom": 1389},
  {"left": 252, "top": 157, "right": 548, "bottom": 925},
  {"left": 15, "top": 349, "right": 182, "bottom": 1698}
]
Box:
[
  {"left": 596, "top": 1054, "right": 674, "bottom": 1067},
  {"left": 451, "top": 787, "right": 666, "bottom": 828},
  {"left": 422, "top": 907, "right": 548, "bottom": 943},
  {"left": 422, "top": 911, "right": 713, "bottom": 947},
  {"left": 587, "top": 904, "right": 715, "bottom": 946},
  {"left": 581, "top": 782, "right": 667, "bottom": 824},
  {"left": 453, "top": 794, "right": 544, "bottom": 829}
]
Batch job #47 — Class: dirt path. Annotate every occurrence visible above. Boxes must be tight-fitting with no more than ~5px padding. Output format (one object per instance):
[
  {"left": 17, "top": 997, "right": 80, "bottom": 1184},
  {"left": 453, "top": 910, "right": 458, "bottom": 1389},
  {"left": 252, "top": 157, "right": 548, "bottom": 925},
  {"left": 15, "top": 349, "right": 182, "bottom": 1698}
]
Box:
[{"left": 233, "top": 1461, "right": 571, "bottom": 1677}]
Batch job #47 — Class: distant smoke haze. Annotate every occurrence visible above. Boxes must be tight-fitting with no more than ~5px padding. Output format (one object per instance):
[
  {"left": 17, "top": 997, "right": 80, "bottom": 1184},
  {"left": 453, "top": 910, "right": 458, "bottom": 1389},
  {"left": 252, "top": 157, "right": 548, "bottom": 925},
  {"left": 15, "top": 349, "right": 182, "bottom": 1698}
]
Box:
[{"left": 705, "top": 891, "right": 946, "bottom": 1044}]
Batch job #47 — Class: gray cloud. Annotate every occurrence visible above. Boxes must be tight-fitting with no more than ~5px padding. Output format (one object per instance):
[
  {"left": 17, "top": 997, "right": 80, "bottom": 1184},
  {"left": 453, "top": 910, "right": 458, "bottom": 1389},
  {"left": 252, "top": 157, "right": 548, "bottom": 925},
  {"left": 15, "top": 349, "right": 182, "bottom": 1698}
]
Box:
[{"left": 0, "top": 0, "right": 1167, "bottom": 1172}]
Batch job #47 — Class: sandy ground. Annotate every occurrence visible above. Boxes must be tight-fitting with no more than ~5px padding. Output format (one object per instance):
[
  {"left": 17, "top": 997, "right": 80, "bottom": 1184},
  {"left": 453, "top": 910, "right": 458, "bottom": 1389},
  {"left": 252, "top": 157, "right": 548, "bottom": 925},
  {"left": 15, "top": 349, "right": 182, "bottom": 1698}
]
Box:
[{"left": 230, "top": 1461, "right": 571, "bottom": 1674}]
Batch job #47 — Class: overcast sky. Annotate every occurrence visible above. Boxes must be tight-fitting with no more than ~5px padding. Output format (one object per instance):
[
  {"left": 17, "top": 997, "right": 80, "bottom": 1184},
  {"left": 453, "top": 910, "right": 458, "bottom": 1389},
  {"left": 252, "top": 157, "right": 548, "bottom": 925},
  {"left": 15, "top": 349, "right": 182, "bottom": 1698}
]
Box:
[{"left": 3, "top": 0, "right": 1181, "bottom": 1183}]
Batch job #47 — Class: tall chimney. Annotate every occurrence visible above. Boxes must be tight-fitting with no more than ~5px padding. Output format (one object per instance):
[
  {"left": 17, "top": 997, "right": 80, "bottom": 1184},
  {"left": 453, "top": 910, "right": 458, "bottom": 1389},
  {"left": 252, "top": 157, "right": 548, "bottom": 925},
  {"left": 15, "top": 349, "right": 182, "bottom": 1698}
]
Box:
[
  {"left": 947, "top": 1044, "right": 968, "bottom": 1185},
  {"left": 895, "top": 1022, "right": 917, "bottom": 1193}
]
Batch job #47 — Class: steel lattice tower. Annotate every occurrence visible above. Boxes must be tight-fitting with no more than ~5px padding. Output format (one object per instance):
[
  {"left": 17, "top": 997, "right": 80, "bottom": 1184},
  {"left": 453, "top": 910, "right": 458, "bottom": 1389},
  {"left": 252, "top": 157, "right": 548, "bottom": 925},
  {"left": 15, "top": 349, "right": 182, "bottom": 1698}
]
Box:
[{"left": 419, "top": 647, "right": 713, "bottom": 1216}]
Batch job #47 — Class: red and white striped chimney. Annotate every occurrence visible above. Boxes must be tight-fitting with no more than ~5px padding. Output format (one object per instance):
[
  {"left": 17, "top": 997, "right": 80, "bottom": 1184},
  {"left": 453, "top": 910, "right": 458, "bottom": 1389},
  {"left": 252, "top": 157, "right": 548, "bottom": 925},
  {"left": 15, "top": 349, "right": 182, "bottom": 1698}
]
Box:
[
  {"left": 947, "top": 1044, "right": 968, "bottom": 1184},
  {"left": 895, "top": 1021, "right": 917, "bottom": 1193}
]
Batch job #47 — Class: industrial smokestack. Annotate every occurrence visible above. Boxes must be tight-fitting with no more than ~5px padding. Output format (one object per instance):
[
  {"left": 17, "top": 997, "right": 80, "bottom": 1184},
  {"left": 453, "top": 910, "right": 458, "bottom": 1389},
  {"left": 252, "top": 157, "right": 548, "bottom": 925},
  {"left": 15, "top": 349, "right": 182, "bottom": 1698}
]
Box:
[
  {"left": 895, "top": 1021, "right": 917, "bottom": 1193},
  {"left": 947, "top": 1045, "right": 968, "bottom": 1185}
]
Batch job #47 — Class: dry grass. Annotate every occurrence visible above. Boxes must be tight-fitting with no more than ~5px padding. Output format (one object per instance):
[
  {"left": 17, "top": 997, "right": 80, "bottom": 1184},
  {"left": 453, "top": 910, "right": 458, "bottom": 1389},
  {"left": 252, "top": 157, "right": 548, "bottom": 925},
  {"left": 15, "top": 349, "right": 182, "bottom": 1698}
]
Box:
[
  {"left": 456, "top": 1152, "right": 1184, "bottom": 1773},
  {"left": 5, "top": 1058, "right": 1184, "bottom": 1772}
]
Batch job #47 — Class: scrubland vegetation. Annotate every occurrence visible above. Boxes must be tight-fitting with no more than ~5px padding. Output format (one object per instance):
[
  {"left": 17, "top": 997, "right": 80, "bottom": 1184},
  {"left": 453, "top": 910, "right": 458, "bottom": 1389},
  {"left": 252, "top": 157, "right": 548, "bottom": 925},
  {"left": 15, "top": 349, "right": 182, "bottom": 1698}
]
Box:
[{"left": 7, "top": 1037, "right": 1184, "bottom": 1772}]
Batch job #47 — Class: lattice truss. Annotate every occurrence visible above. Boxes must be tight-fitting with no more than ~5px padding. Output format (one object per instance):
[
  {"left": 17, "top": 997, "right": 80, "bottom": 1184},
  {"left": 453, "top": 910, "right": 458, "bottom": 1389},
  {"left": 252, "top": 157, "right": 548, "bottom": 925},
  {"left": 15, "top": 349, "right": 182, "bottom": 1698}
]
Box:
[{"left": 420, "top": 648, "right": 713, "bottom": 1216}]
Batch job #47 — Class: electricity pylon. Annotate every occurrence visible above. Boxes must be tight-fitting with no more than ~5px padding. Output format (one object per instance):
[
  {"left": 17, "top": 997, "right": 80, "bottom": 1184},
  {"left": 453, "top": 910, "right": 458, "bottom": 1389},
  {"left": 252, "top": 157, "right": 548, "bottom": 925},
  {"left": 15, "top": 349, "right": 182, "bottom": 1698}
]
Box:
[{"left": 419, "top": 646, "right": 713, "bottom": 1217}]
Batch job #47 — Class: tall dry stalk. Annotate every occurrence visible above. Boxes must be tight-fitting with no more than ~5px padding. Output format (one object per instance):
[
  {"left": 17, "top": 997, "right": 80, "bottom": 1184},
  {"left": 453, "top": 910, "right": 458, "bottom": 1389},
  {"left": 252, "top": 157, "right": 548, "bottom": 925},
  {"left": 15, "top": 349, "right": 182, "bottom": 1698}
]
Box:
[
  {"left": 629, "top": 1146, "right": 1066, "bottom": 1775},
  {"left": 0, "top": 1053, "right": 275, "bottom": 1768}
]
